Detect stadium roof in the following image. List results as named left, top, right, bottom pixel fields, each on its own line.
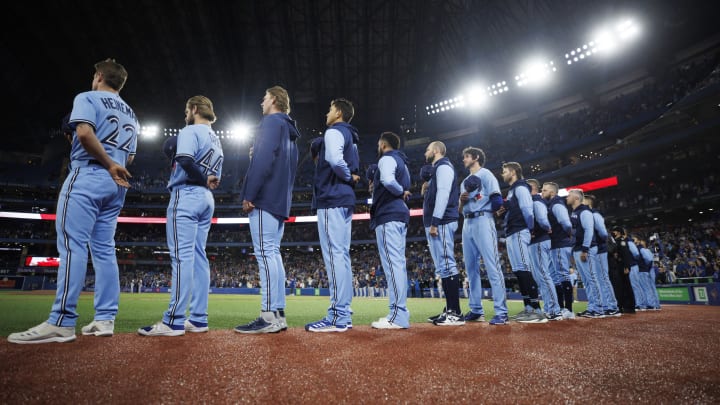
left=4, top=0, right=719, bottom=153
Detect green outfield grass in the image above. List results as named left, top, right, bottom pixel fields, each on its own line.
left=0, top=291, right=588, bottom=336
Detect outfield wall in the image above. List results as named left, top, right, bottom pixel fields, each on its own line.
left=6, top=277, right=719, bottom=306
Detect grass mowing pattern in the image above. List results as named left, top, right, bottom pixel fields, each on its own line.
left=0, top=291, right=588, bottom=336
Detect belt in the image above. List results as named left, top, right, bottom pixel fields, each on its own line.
left=70, top=159, right=103, bottom=169
left=464, top=211, right=486, bottom=219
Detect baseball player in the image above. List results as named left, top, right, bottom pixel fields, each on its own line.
left=9, top=59, right=137, bottom=344
left=526, top=179, right=562, bottom=320
left=139, top=96, right=223, bottom=336
left=609, top=227, right=638, bottom=313
left=305, top=98, right=360, bottom=333
left=235, top=86, right=300, bottom=334
left=369, top=132, right=412, bottom=329
left=421, top=141, right=463, bottom=326
left=636, top=237, right=660, bottom=310
left=499, top=162, right=547, bottom=323
left=458, top=147, right=507, bottom=325
left=567, top=189, right=604, bottom=318
left=541, top=182, right=576, bottom=319
left=583, top=195, right=620, bottom=317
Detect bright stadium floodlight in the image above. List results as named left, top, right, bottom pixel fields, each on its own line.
left=424, top=95, right=466, bottom=115
left=231, top=122, right=252, bottom=141
left=463, top=84, right=489, bottom=109
left=565, top=18, right=640, bottom=66
left=140, top=125, right=159, bottom=139
left=515, top=60, right=556, bottom=87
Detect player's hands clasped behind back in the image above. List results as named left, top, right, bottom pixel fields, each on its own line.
left=109, top=163, right=132, bottom=188
left=207, top=175, right=220, bottom=190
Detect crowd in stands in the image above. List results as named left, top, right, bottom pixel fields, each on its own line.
left=2, top=48, right=720, bottom=298
left=97, top=217, right=720, bottom=295
left=14, top=49, right=712, bottom=198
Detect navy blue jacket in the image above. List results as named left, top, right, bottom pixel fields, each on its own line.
left=503, top=180, right=532, bottom=236
left=241, top=113, right=300, bottom=219
left=313, top=122, right=360, bottom=210
left=570, top=204, right=596, bottom=252
left=548, top=196, right=574, bottom=249
left=530, top=194, right=551, bottom=244
left=370, top=150, right=411, bottom=230
left=422, top=157, right=459, bottom=227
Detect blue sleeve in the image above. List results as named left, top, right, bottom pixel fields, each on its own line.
left=515, top=186, right=534, bottom=230
left=243, top=117, right=281, bottom=201
left=323, top=128, right=351, bottom=182
left=534, top=201, right=551, bottom=231
left=552, top=204, right=573, bottom=234
left=628, top=241, right=640, bottom=258
left=642, top=249, right=654, bottom=264
left=431, top=165, right=454, bottom=225
left=593, top=212, right=608, bottom=239
left=580, top=211, right=594, bottom=250
left=378, top=156, right=403, bottom=196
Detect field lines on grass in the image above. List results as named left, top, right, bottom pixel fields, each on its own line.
left=0, top=291, right=587, bottom=336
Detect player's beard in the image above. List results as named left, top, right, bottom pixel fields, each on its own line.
left=426, top=154, right=433, bottom=163
left=186, top=116, right=195, bottom=125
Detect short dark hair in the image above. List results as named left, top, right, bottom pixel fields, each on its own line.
left=584, top=194, right=596, bottom=207
left=380, top=131, right=400, bottom=150
left=462, top=147, right=486, bottom=167
left=502, top=161, right=523, bottom=179
left=94, top=58, right=128, bottom=91
left=526, top=178, right=540, bottom=191
left=332, top=98, right=355, bottom=123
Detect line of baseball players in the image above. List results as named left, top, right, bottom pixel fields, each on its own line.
left=7, top=61, right=658, bottom=343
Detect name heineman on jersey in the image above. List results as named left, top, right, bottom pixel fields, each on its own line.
left=100, top=97, right=136, bottom=120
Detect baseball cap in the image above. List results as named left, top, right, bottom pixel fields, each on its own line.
left=310, top=137, right=323, bottom=159
left=61, top=113, right=73, bottom=134
left=162, top=136, right=178, bottom=160
left=366, top=164, right=378, bottom=181
left=419, top=164, right=433, bottom=181
left=464, top=175, right=482, bottom=193
left=611, top=226, right=624, bottom=234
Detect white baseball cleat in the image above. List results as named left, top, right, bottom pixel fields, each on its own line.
left=371, top=317, right=406, bottom=329
left=8, top=322, right=76, bottom=344
left=81, top=320, right=114, bottom=337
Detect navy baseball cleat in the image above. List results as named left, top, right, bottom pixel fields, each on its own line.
left=305, top=319, right=349, bottom=333
left=546, top=313, right=564, bottom=321
left=234, top=313, right=282, bottom=334
left=463, top=312, right=486, bottom=322
left=433, top=310, right=466, bottom=326
left=489, top=315, right=509, bottom=325
left=427, top=307, right=447, bottom=323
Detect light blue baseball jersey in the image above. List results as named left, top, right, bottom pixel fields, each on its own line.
left=69, top=90, right=138, bottom=166
left=167, top=124, right=223, bottom=190
left=460, top=167, right=500, bottom=214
